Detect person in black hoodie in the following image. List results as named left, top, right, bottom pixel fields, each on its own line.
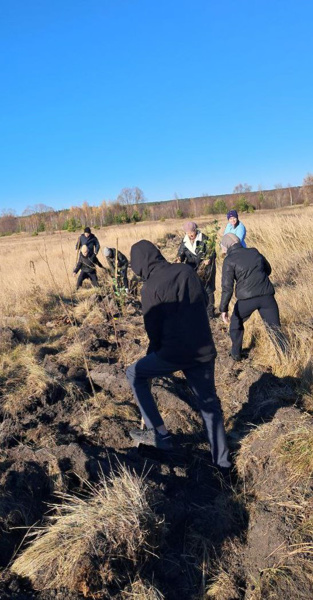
left=126, top=240, right=230, bottom=470
left=76, top=227, right=100, bottom=257
left=73, top=244, right=104, bottom=289
left=220, top=233, right=285, bottom=360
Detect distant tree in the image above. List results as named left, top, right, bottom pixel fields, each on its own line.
left=302, top=173, right=313, bottom=206
left=117, top=187, right=146, bottom=205
left=141, top=206, right=151, bottom=221
left=1, top=208, right=16, bottom=217
left=34, top=203, right=54, bottom=214
left=235, top=196, right=255, bottom=213
left=22, top=204, right=54, bottom=216
left=256, top=185, right=265, bottom=210
left=66, top=217, right=80, bottom=232
left=81, top=201, right=91, bottom=226
left=287, top=183, right=293, bottom=206
left=233, top=183, right=252, bottom=193
left=273, top=183, right=284, bottom=208
left=37, top=221, right=45, bottom=232
left=0, top=209, right=17, bottom=235
left=212, top=198, right=227, bottom=214
left=131, top=210, right=141, bottom=223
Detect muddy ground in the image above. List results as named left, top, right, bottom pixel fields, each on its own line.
left=0, top=258, right=312, bottom=599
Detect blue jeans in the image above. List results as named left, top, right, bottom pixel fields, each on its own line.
left=126, top=354, right=230, bottom=468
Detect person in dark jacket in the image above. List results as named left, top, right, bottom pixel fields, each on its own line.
left=103, top=247, right=129, bottom=291
left=76, top=227, right=100, bottom=257
left=177, top=221, right=216, bottom=318
left=126, top=240, right=230, bottom=470
left=73, top=244, right=104, bottom=289
left=220, top=233, right=285, bottom=360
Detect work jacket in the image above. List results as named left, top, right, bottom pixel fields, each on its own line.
left=105, top=249, right=128, bottom=274
left=178, top=232, right=216, bottom=291
left=178, top=232, right=216, bottom=269
left=74, top=254, right=104, bottom=275
left=220, top=243, right=274, bottom=312
left=76, top=233, right=100, bottom=256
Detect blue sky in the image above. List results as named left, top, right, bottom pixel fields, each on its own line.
left=1, top=0, right=312, bottom=215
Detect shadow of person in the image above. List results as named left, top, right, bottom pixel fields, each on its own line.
left=228, top=371, right=300, bottom=449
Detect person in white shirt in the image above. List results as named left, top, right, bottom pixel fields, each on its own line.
left=177, top=221, right=217, bottom=319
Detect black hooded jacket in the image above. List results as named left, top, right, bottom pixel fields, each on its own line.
left=76, top=233, right=100, bottom=256
left=220, top=243, right=275, bottom=312
left=130, top=240, right=216, bottom=365
left=74, top=253, right=104, bottom=274
left=105, top=249, right=128, bottom=274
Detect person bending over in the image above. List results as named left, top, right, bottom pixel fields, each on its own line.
left=102, top=247, right=129, bottom=291
left=177, top=221, right=217, bottom=319
left=220, top=233, right=286, bottom=360
left=73, top=245, right=104, bottom=289
left=126, top=240, right=231, bottom=472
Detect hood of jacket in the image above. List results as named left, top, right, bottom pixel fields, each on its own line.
left=130, top=240, right=166, bottom=280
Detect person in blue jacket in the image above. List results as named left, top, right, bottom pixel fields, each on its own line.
left=224, top=210, right=246, bottom=247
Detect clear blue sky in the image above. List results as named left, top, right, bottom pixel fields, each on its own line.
left=1, top=0, right=312, bottom=215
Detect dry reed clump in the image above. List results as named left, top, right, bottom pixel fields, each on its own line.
left=58, top=341, right=86, bottom=368
left=73, top=392, right=138, bottom=440
left=122, top=577, right=165, bottom=599
left=206, top=570, right=240, bottom=600
left=1, top=344, right=54, bottom=416
left=73, top=293, right=104, bottom=323
left=234, top=410, right=313, bottom=599
left=11, top=465, right=164, bottom=594
left=276, top=425, right=313, bottom=487
left=205, top=539, right=245, bottom=600
left=236, top=410, right=313, bottom=496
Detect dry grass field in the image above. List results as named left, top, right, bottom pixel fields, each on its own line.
left=1, top=206, right=312, bottom=387
left=0, top=205, right=312, bottom=599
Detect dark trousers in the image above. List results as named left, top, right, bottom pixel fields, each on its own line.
left=77, top=271, right=99, bottom=289
left=126, top=354, right=230, bottom=468
left=203, top=260, right=216, bottom=318
left=206, top=291, right=215, bottom=318
left=230, top=295, right=285, bottom=355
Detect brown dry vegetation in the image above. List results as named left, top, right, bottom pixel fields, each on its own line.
left=11, top=465, right=164, bottom=594
left=0, top=205, right=312, bottom=599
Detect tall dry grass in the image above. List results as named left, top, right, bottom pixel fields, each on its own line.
left=1, top=206, right=312, bottom=391
left=11, top=465, right=164, bottom=593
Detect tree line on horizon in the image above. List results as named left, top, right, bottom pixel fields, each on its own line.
left=1, top=176, right=312, bottom=237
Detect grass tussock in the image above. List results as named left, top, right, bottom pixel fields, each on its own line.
left=59, top=341, right=86, bottom=368
left=276, top=426, right=313, bottom=486
left=236, top=412, right=313, bottom=494
left=11, top=465, right=164, bottom=593
left=205, top=539, right=245, bottom=600
left=206, top=569, right=240, bottom=600
left=122, top=577, right=165, bottom=599
left=73, top=393, right=138, bottom=442
left=251, top=561, right=313, bottom=600
left=1, top=344, right=54, bottom=415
